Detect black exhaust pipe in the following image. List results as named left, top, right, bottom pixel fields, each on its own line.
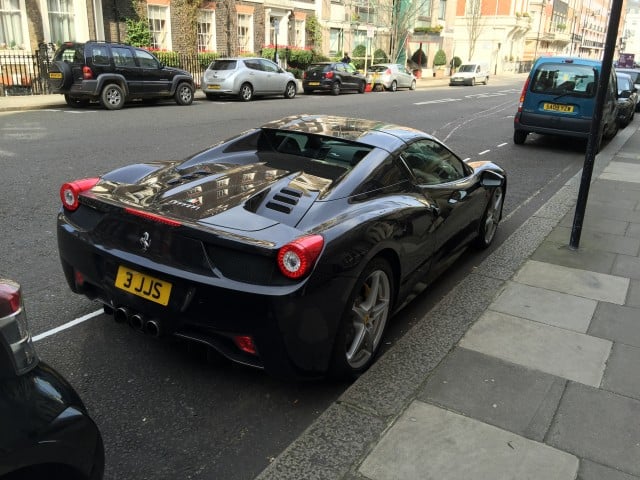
left=144, top=319, right=162, bottom=337
left=114, top=307, right=131, bottom=324
left=129, top=313, right=145, bottom=331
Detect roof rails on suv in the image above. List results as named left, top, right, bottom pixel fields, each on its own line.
left=48, top=41, right=195, bottom=110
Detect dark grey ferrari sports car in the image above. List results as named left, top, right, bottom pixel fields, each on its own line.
left=57, top=115, right=506, bottom=379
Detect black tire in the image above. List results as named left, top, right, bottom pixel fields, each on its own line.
left=238, top=83, right=253, bottom=101
left=409, top=80, right=416, bottom=90
left=205, top=92, right=218, bottom=100
left=101, top=83, right=124, bottom=110
left=475, top=186, right=504, bottom=249
left=484, top=76, right=489, bottom=85
left=174, top=82, right=194, bottom=105
left=358, top=81, right=366, bottom=93
left=329, top=258, right=394, bottom=379
left=303, top=88, right=313, bottom=95
left=470, top=78, right=476, bottom=86
left=64, top=94, right=89, bottom=108
left=604, top=121, right=618, bottom=140
left=389, top=80, right=397, bottom=92
left=373, top=83, right=384, bottom=92
left=331, top=82, right=341, bottom=96
left=49, top=61, right=72, bottom=90
left=284, top=81, right=297, bottom=99
left=513, top=130, right=527, bottom=145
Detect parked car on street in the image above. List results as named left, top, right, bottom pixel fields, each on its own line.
left=47, top=41, right=195, bottom=110
left=201, top=58, right=297, bottom=102
left=615, top=67, right=640, bottom=111
left=366, top=64, right=417, bottom=92
left=615, top=72, right=637, bottom=128
left=56, top=115, right=506, bottom=380
left=449, top=62, right=490, bottom=86
left=0, top=278, right=104, bottom=479
left=514, top=56, right=619, bottom=147
left=302, top=62, right=367, bottom=95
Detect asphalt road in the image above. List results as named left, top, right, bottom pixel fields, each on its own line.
left=0, top=76, right=594, bottom=479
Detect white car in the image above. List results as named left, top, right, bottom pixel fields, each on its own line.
left=201, top=57, right=297, bottom=101
left=449, top=63, right=490, bottom=86
left=367, top=63, right=417, bottom=92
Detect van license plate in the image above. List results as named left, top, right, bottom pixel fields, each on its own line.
left=49, top=72, right=62, bottom=79
left=543, top=103, right=574, bottom=113
left=308, top=82, right=320, bottom=86
left=115, top=266, right=172, bottom=306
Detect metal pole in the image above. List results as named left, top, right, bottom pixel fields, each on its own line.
left=569, top=0, right=623, bottom=249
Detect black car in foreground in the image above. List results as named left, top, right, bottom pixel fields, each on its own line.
left=0, top=279, right=104, bottom=479
left=302, top=62, right=367, bottom=95
left=57, top=115, right=506, bottom=379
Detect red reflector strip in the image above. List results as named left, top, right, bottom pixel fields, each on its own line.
left=124, top=208, right=182, bottom=227
left=0, top=280, right=21, bottom=317
left=233, top=335, right=258, bottom=355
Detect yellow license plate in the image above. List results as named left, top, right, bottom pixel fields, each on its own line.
left=49, top=72, right=62, bottom=79
left=207, top=84, right=221, bottom=90
left=115, top=266, right=172, bottom=306
left=308, top=82, right=320, bottom=86
left=543, top=103, right=574, bottom=113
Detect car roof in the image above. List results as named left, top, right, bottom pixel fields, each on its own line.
left=535, top=56, right=602, bottom=67
left=260, top=114, right=430, bottom=151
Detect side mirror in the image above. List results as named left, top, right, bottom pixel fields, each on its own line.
left=480, top=170, right=504, bottom=188
left=620, top=90, right=632, bottom=99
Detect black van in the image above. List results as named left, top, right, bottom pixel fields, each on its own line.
left=514, top=57, right=619, bottom=146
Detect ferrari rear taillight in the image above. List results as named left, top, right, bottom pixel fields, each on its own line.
left=277, top=235, right=324, bottom=279
left=324, top=71, right=334, bottom=79
left=82, top=65, right=94, bottom=80
left=60, top=177, right=100, bottom=211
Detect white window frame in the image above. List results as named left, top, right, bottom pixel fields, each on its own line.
left=148, top=4, right=171, bottom=51
left=197, top=9, right=216, bottom=52
left=0, top=0, right=27, bottom=49
left=47, top=0, right=75, bottom=44
left=295, top=19, right=305, bottom=48
left=237, top=13, right=253, bottom=53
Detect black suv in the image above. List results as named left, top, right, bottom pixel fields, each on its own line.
left=302, top=62, right=367, bottom=95
left=48, top=41, right=195, bottom=110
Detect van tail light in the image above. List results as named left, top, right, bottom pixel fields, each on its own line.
left=82, top=65, right=94, bottom=80
left=518, top=76, right=531, bottom=112
left=60, top=177, right=100, bottom=211
left=0, top=279, right=39, bottom=377
left=277, top=235, right=324, bottom=279
left=324, top=71, right=334, bottom=79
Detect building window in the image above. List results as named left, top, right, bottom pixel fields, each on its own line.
left=148, top=5, right=169, bottom=50
left=295, top=19, right=305, bottom=47
left=237, top=13, right=253, bottom=53
left=0, top=0, right=23, bottom=49
left=198, top=10, right=216, bottom=52
left=438, top=0, right=446, bottom=20
left=417, top=0, right=432, bottom=20
left=47, top=0, right=74, bottom=44
left=329, top=28, right=343, bottom=56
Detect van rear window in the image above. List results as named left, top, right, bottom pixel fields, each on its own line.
left=530, top=63, right=597, bottom=97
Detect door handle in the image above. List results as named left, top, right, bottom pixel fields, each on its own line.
left=448, top=190, right=467, bottom=204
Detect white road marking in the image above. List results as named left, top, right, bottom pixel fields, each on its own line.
left=414, top=98, right=462, bottom=105
left=478, top=150, right=491, bottom=155
left=497, top=142, right=508, bottom=147
left=32, top=309, right=103, bottom=342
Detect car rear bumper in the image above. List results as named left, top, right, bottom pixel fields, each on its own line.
left=57, top=214, right=353, bottom=379
left=514, top=111, right=592, bottom=138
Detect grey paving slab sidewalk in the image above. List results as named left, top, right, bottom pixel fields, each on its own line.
left=257, top=125, right=640, bottom=480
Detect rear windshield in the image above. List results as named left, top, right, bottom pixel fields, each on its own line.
left=208, top=60, right=237, bottom=70
left=369, top=65, right=388, bottom=72
left=530, top=63, right=598, bottom=97
left=53, top=44, right=84, bottom=63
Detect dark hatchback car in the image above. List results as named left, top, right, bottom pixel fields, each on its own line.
left=56, top=115, right=505, bottom=380
left=48, top=41, right=195, bottom=110
left=0, top=279, right=104, bottom=479
left=615, top=72, right=638, bottom=128
left=616, top=68, right=640, bottom=111
left=302, top=62, right=367, bottom=95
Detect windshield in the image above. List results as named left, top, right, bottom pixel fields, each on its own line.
left=458, top=65, right=476, bottom=72
left=530, top=63, right=597, bottom=97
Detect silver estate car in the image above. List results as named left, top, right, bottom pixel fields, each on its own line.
left=367, top=64, right=417, bottom=92
left=201, top=58, right=297, bottom=102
